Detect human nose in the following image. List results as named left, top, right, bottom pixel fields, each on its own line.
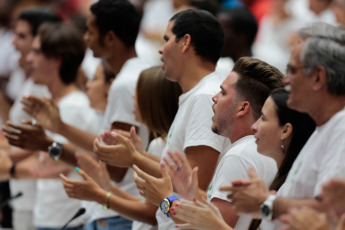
left=212, top=94, right=218, bottom=104
left=283, top=75, right=290, bottom=86
left=251, top=119, right=259, bottom=133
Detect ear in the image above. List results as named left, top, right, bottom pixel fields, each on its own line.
left=104, top=31, right=117, bottom=47
left=280, top=123, right=293, bottom=141
left=236, top=101, right=250, bottom=118
left=181, top=34, right=192, bottom=53
left=312, top=66, right=327, bottom=92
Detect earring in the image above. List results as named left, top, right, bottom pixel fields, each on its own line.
left=281, top=144, right=285, bottom=153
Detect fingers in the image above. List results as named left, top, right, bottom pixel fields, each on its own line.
left=129, top=126, right=137, bottom=138
left=175, top=223, right=194, bottom=229
left=133, top=164, right=151, bottom=182
left=160, top=162, right=170, bottom=180
left=133, top=171, right=146, bottom=197
left=248, top=167, right=259, bottom=180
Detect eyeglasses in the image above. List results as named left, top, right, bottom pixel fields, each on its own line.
left=286, top=64, right=307, bottom=76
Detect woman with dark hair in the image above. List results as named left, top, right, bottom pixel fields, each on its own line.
left=168, top=88, right=316, bottom=230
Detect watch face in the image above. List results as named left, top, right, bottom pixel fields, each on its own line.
left=51, top=148, right=60, bottom=156
left=261, top=205, right=270, bottom=216
left=160, top=199, right=170, bottom=213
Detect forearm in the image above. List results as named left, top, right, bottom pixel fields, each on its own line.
left=95, top=188, right=157, bottom=225
left=110, top=184, right=139, bottom=201
left=8, top=149, right=33, bottom=162
left=134, top=153, right=161, bottom=178
left=273, top=197, right=322, bottom=219
left=143, top=151, right=161, bottom=163
left=0, top=92, right=11, bottom=122
left=59, top=122, right=96, bottom=152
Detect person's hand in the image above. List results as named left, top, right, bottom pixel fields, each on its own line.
left=336, top=213, right=345, bottom=230
left=93, top=133, right=139, bottom=168
left=101, top=126, right=143, bottom=153
left=0, top=150, right=12, bottom=180
left=60, top=167, right=105, bottom=202
left=133, top=163, right=173, bottom=206
left=280, top=207, right=333, bottom=230
left=219, top=167, right=270, bottom=215
left=172, top=198, right=231, bottom=230
left=21, top=95, right=63, bottom=133
left=2, top=120, right=53, bottom=151
left=75, top=152, right=111, bottom=191
left=163, top=151, right=199, bottom=200
left=321, top=178, right=345, bottom=217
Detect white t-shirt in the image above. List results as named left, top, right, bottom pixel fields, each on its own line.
left=156, top=72, right=231, bottom=230
left=207, top=135, right=277, bottom=230
left=94, top=57, right=149, bottom=221
left=132, top=137, right=165, bottom=230
left=9, top=78, right=51, bottom=212
left=262, top=107, right=345, bottom=230
left=34, top=91, right=98, bottom=228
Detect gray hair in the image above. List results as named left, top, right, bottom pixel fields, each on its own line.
left=299, top=22, right=345, bottom=95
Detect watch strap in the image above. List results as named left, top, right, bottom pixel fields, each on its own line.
left=165, top=195, right=179, bottom=217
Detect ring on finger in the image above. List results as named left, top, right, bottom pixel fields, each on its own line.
left=176, top=164, right=183, bottom=172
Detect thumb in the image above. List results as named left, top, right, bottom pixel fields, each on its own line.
left=130, top=126, right=137, bottom=139
left=20, top=119, right=34, bottom=125
left=248, top=167, right=259, bottom=180
left=160, top=162, right=170, bottom=179
left=75, top=167, right=91, bottom=181
left=191, top=167, right=199, bottom=188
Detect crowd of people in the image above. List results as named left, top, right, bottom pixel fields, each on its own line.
left=0, top=0, right=344, bottom=230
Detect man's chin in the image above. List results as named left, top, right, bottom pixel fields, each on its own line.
left=211, top=126, right=219, bottom=135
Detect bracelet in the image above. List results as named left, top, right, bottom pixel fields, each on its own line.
left=103, top=192, right=112, bottom=210
left=10, top=163, right=16, bottom=178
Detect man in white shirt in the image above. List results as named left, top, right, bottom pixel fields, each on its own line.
left=224, top=22, right=345, bottom=230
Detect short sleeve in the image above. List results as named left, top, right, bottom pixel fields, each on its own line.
left=183, top=93, right=226, bottom=152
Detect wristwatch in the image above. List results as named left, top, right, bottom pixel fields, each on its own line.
left=48, top=142, right=63, bottom=160
left=260, top=194, right=277, bottom=220
left=160, top=195, right=179, bottom=217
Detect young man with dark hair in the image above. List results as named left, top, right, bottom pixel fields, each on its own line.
left=207, top=57, right=283, bottom=229
left=3, top=22, right=98, bottom=230
left=2, top=8, right=61, bottom=230
left=3, top=1, right=149, bottom=228
left=94, top=9, right=230, bottom=230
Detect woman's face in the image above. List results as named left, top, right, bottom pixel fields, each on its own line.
left=133, top=93, right=142, bottom=123
left=251, top=97, right=283, bottom=158
left=86, top=64, right=110, bottom=111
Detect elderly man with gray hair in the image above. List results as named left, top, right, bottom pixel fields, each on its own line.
left=221, top=22, right=345, bottom=230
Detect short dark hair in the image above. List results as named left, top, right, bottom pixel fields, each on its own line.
left=219, top=7, right=257, bottom=47
left=188, top=0, right=221, bottom=16
left=233, top=57, right=284, bottom=120
left=170, top=9, right=224, bottom=64
left=18, top=7, right=61, bottom=36
left=90, top=0, right=141, bottom=47
left=38, top=23, right=85, bottom=84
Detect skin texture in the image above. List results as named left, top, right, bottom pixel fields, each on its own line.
left=133, top=163, right=173, bottom=206
left=279, top=207, right=333, bottom=230
left=321, top=178, right=345, bottom=217
left=173, top=199, right=231, bottom=230
left=0, top=150, right=12, bottom=180
left=163, top=151, right=200, bottom=201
